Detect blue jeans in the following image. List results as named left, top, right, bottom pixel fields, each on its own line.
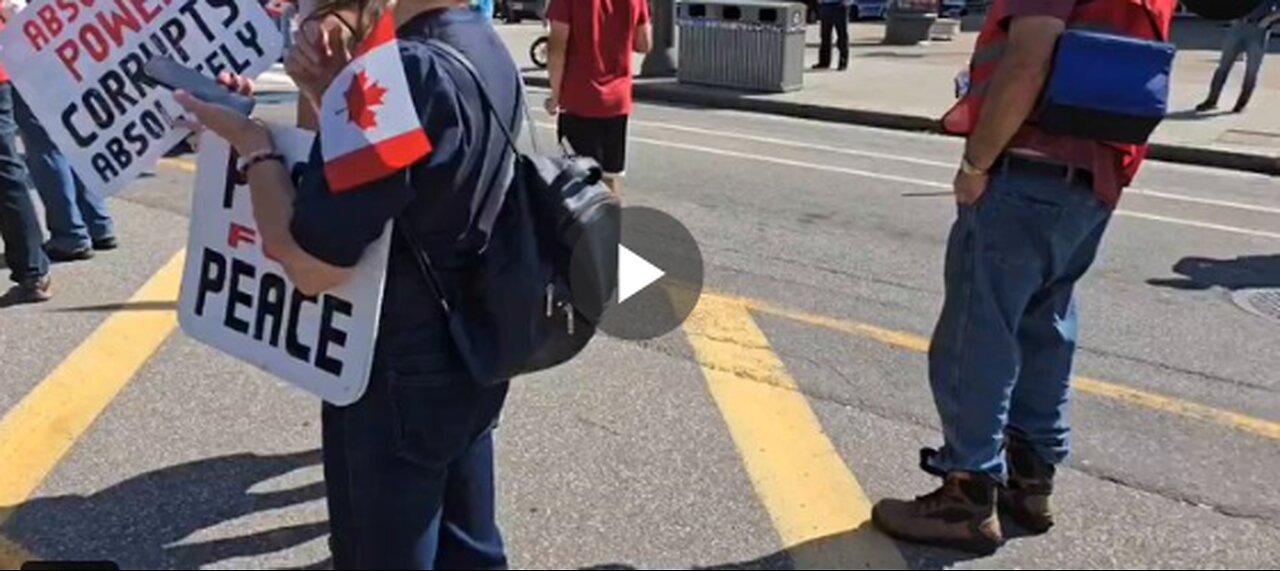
left=13, top=94, right=115, bottom=252
left=927, top=166, right=1112, bottom=480
left=0, top=83, right=48, bottom=284
left=323, top=353, right=510, bottom=570
left=1206, top=22, right=1271, bottom=108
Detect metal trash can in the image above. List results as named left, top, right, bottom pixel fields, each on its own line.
left=677, top=0, right=806, bottom=93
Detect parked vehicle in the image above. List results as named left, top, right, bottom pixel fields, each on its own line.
left=851, top=0, right=888, bottom=20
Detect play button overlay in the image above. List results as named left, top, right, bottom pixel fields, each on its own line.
left=618, top=245, right=665, bottom=303
left=574, top=206, right=704, bottom=341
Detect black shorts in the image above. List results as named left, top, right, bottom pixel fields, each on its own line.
left=557, top=113, right=629, bottom=176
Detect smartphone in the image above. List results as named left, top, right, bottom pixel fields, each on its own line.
left=144, top=56, right=256, bottom=116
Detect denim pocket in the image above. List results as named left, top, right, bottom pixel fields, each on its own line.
left=386, top=373, right=477, bottom=470
left=976, top=181, right=1060, bottom=268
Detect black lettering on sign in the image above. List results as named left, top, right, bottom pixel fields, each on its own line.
left=120, top=52, right=158, bottom=100
left=217, top=42, right=251, bottom=75
left=196, top=248, right=227, bottom=317
left=178, top=0, right=217, bottom=42
left=91, top=153, right=119, bottom=182
left=101, top=70, right=139, bottom=116
left=106, top=137, right=132, bottom=170
left=286, top=290, right=317, bottom=363
left=83, top=89, right=115, bottom=130
left=208, top=0, right=243, bottom=28
left=224, top=258, right=255, bottom=335
left=158, top=16, right=191, bottom=62
left=203, top=49, right=227, bottom=79
left=255, top=272, right=288, bottom=346
left=62, top=102, right=97, bottom=146
left=235, top=20, right=265, bottom=59
left=316, top=296, right=352, bottom=376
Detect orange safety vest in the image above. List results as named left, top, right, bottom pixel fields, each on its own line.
left=942, top=0, right=1177, bottom=182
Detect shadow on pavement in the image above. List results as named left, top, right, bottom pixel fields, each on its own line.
left=3, top=450, right=328, bottom=570
left=581, top=522, right=978, bottom=570
left=53, top=301, right=179, bottom=313
left=1165, top=108, right=1235, bottom=122
left=1147, top=254, right=1280, bottom=291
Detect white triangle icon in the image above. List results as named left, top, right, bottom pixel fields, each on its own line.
left=618, top=245, right=666, bottom=304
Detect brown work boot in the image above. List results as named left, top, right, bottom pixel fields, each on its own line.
left=872, top=472, right=1004, bottom=555
left=2, top=275, right=52, bottom=305
left=1001, top=436, right=1057, bottom=534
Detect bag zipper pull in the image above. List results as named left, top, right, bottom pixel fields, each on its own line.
left=564, top=304, right=575, bottom=335
left=546, top=283, right=555, bottom=317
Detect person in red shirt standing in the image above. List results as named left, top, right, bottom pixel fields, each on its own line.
left=0, top=5, right=52, bottom=304
left=544, top=0, right=652, bottom=195
left=872, top=0, right=1175, bottom=555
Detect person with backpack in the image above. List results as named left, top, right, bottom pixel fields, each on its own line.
left=872, top=0, right=1177, bottom=555
left=177, top=0, right=525, bottom=567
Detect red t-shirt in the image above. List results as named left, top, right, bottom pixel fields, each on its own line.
left=548, top=0, right=649, bottom=118
left=0, top=20, right=9, bottom=83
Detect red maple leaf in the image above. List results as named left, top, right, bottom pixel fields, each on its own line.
left=344, top=70, right=388, bottom=131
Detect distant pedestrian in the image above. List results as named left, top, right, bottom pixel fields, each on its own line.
left=1196, top=0, right=1280, bottom=113
left=545, top=0, right=652, bottom=195
left=814, top=0, right=850, bottom=71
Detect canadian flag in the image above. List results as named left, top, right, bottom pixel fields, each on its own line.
left=321, top=12, right=432, bottom=193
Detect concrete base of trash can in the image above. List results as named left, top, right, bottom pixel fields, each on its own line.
left=931, top=18, right=960, bottom=41
left=884, top=12, right=939, bottom=45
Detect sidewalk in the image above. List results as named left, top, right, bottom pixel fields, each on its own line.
left=502, top=18, right=1280, bottom=174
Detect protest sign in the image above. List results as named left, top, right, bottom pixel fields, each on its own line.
left=0, top=0, right=284, bottom=197
left=178, top=126, right=391, bottom=406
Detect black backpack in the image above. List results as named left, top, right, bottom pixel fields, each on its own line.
left=394, top=39, right=621, bottom=387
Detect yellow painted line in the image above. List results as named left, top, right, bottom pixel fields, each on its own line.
left=0, top=251, right=186, bottom=556
left=730, top=294, right=1280, bottom=442
left=683, top=294, right=906, bottom=569
left=158, top=157, right=197, bottom=173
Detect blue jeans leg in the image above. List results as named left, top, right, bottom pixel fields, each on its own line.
left=1207, top=24, right=1248, bottom=105
left=323, top=357, right=509, bottom=570
left=14, top=94, right=114, bottom=251
left=0, top=83, right=48, bottom=284
left=927, top=169, right=1111, bottom=480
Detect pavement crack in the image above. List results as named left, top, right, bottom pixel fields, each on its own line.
left=1079, top=467, right=1280, bottom=530
left=574, top=415, right=624, bottom=438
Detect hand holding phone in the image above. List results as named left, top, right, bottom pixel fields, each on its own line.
left=144, top=56, right=256, bottom=116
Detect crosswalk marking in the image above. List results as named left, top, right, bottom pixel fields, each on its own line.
left=0, top=252, right=187, bottom=567
left=683, top=294, right=906, bottom=569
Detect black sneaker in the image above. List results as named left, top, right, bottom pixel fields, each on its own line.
left=1195, top=101, right=1218, bottom=113
left=2, top=275, right=52, bottom=304
left=92, top=236, right=119, bottom=251
left=811, top=62, right=831, bottom=71
left=46, top=244, right=95, bottom=262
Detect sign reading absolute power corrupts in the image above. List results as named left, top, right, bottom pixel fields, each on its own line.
left=0, top=0, right=283, bottom=197
left=178, top=126, right=391, bottom=406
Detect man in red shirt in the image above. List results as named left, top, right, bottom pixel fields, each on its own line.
left=872, top=0, right=1175, bottom=555
left=545, top=0, right=652, bottom=194
left=0, top=9, right=52, bottom=304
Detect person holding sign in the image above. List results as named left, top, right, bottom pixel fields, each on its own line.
left=0, top=0, right=52, bottom=304
left=178, top=0, right=522, bottom=568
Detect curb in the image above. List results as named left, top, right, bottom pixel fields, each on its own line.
left=524, top=74, right=1280, bottom=176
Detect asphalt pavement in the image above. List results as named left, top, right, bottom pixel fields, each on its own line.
left=0, top=90, right=1278, bottom=570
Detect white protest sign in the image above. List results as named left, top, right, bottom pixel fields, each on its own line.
left=0, top=0, right=284, bottom=197
left=178, top=126, right=391, bottom=406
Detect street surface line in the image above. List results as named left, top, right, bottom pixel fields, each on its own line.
left=631, top=119, right=1280, bottom=216
left=0, top=252, right=186, bottom=535
left=683, top=295, right=907, bottom=569
left=158, top=157, right=197, bottom=173
left=731, top=295, right=1280, bottom=442
left=617, top=133, right=1280, bottom=241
